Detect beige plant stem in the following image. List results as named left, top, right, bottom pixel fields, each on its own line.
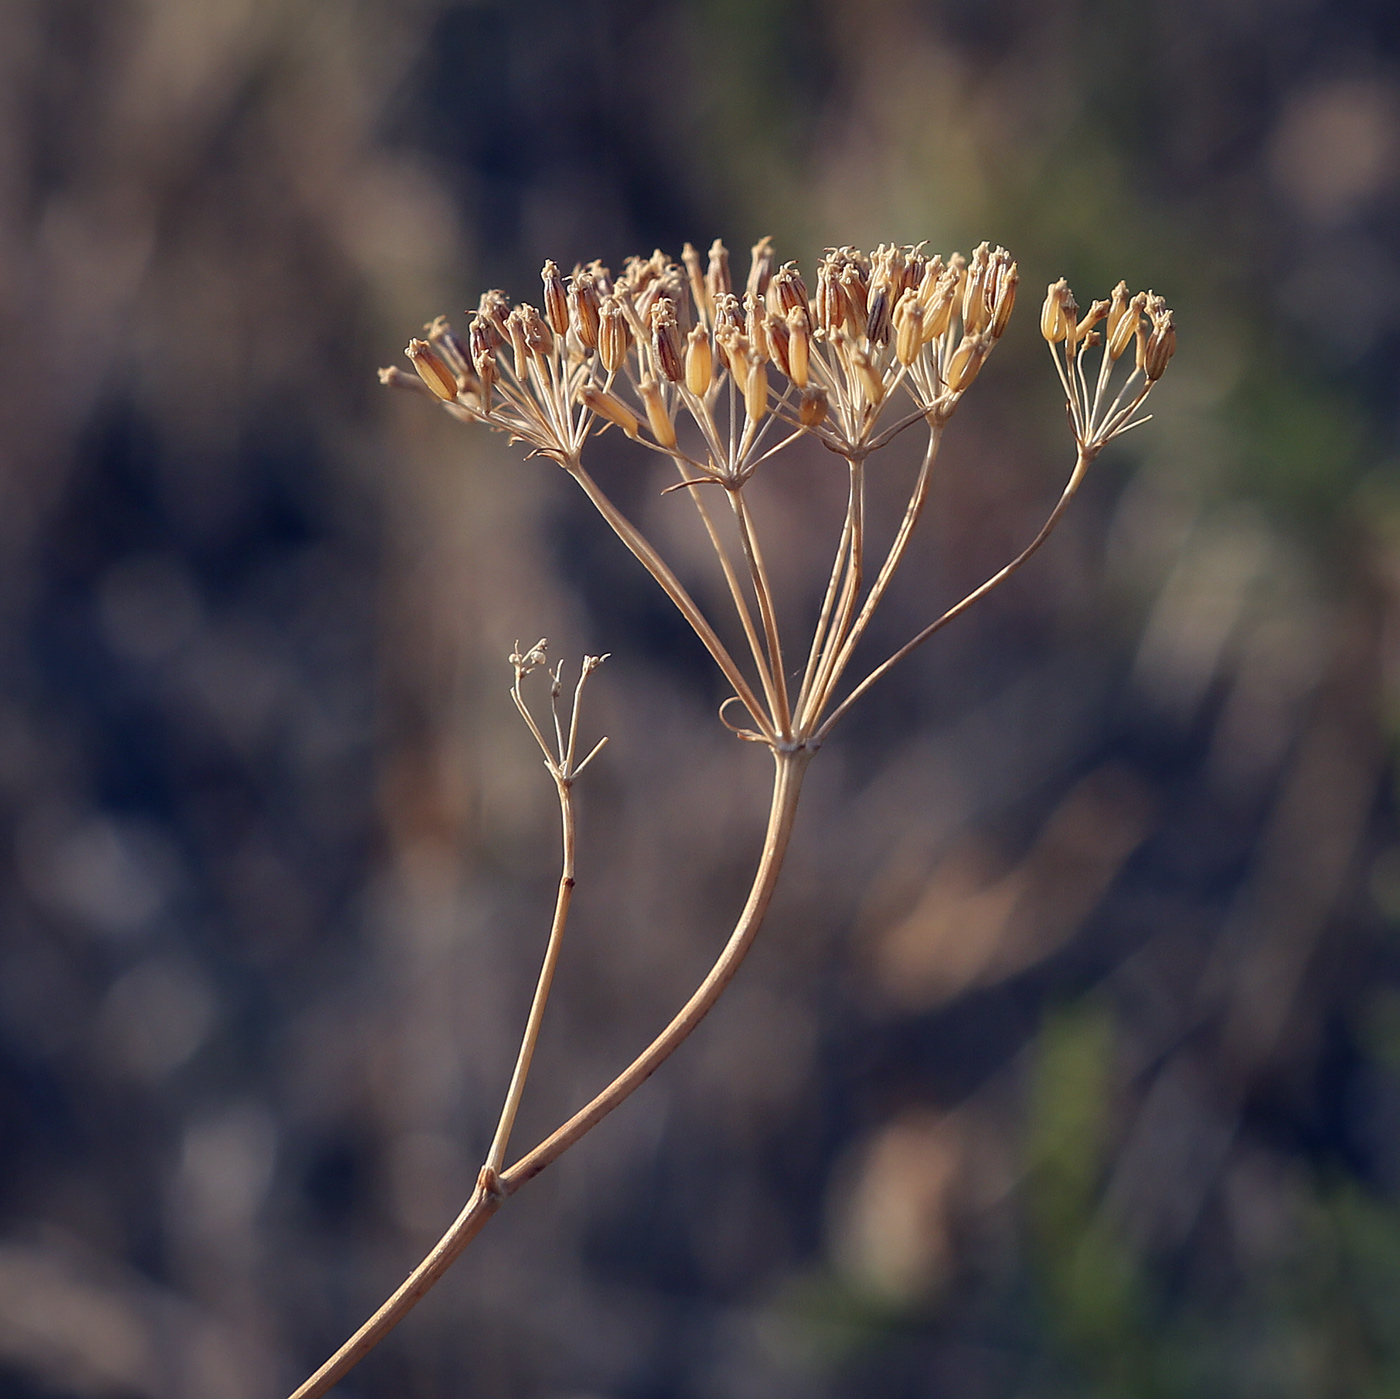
left=729, top=487, right=792, bottom=738
left=565, top=461, right=775, bottom=741
left=793, top=462, right=860, bottom=722
left=504, top=744, right=809, bottom=1186
left=813, top=448, right=1092, bottom=744
left=804, top=426, right=942, bottom=726
left=287, top=747, right=809, bottom=1399
left=670, top=463, right=782, bottom=724
left=484, top=774, right=576, bottom=1178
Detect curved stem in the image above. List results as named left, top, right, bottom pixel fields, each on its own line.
left=567, top=462, right=774, bottom=741
left=503, top=745, right=809, bottom=1189
left=286, top=748, right=808, bottom=1399
left=815, top=449, right=1091, bottom=744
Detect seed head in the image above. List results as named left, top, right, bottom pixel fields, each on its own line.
left=682, top=242, right=708, bottom=322
left=505, top=307, right=530, bottom=377
left=520, top=303, right=554, bottom=360
left=650, top=298, right=684, bottom=382
left=578, top=385, right=640, bottom=439
left=712, top=293, right=743, bottom=371
left=568, top=272, right=602, bottom=350
left=744, top=291, right=770, bottom=364
left=638, top=376, right=677, bottom=448
left=1144, top=310, right=1176, bottom=380
left=405, top=338, right=458, bottom=401
left=865, top=286, right=892, bottom=346
left=1040, top=279, right=1071, bottom=343
left=685, top=325, right=712, bottom=395
left=766, top=312, right=792, bottom=379
left=990, top=261, right=1018, bottom=337
left=744, top=358, right=769, bottom=423
left=923, top=269, right=959, bottom=341
left=1107, top=290, right=1144, bottom=360
left=541, top=260, right=569, bottom=336
left=785, top=308, right=810, bottom=388
left=706, top=239, right=732, bottom=306
left=839, top=262, right=870, bottom=324
left=598, top=295, right=631, bottom=374
left=962, top=244, right=992, bottom=335
left=945, top=335, right=986, bottom=393
left=767, top=262, right=810, bottom=330
left=893, top=289, right=923, bottom=366
left=746, top=236, right=775, bottom=301
left=477, top=289, right=511, bottom=344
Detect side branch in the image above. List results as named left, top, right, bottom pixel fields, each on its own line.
left=814, top=449, right=1092, bottom=743
left=502, top=745, right=809, bottom=1188
left=287, top=746, right=809, bottom=1399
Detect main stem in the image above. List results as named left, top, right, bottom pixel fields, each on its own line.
left=287, top=747, right=809, bottom=1399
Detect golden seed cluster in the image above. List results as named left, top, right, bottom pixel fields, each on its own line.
left=387, top=237, right=1029, bottom=477
left=1040, top=277, right=1176, bottom=455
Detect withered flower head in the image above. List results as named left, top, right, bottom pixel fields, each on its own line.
left=404, top=338, right=458, bottom=401
left=1040, top=279, right=1071, bottom=344
left=568, top=272, right=602, bottom=350
left=685, top=324, right=712, bottom=396
left=541, top=260, right=569, bottom=336
left=598, top=295, right=631, bottom=375
left=746, top=236, right=775, bottom=301
left=767, top=262, right=810, bottom=329
left=650, top=298, right=684, bottom=383
left=478, top=289, right=511, bottom=344
left=1144, top=310, right=1176, bottom=381
left=706, top=239, right=732, bottom=305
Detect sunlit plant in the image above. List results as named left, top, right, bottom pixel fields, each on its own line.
left=292, top=236, right=1175, bottom=1397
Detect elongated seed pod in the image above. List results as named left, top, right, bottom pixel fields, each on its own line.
left=786, top=308, right=810, bottom=387
left=638, top=377, right=676, bottom=448
left=685, top=325, right=712, bottom=395
left=579, top=385, right=640, bottom=438
left=405, top=339, right=458, bottom=401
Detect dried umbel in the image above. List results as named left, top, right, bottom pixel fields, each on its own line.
left=1041, top=276, right=1175, bottom=456
left=302, top=239, right=1175, bottom=1399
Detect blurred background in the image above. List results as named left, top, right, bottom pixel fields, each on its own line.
left=1, top=0, right=1399, bottom=1395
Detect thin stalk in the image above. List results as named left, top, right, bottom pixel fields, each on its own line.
left=800, top=457, right=866, bottom=730
left=730, top=488, right=791, bottom=738
left=567, top=462, right=774, bottom=741
left=483, top=774, right=575, bottom=1178
left=807, top=426, right=941, bottom=723
left=814, top=449, right=1091, bottom=744
left=286, top=747, right=810, bottom=1399
left=793, top=463, right=859, bottom=722
left=504, top=745, right=809, bottom=1187
left=672, top=460, right=780, bottom=721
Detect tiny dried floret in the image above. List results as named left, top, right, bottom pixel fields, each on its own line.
left=405, top=338, right=458, bottom=401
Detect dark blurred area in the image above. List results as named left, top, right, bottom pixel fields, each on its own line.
left=2, top=1, right=1400, bottom=1395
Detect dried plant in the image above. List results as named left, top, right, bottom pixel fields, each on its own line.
left=292, top=239, right=1175, bottom=1397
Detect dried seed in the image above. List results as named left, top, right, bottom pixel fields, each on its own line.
left=405, top=338, right=459, bottom=401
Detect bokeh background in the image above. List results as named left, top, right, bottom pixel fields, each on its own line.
left=2, top=1, right=1399, bottom=1395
